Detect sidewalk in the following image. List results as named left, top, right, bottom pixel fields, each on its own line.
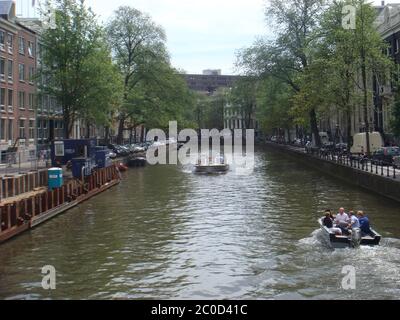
left=266, top=141, right=400, bottom=181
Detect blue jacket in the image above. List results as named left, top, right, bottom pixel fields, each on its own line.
left=359, top=217, right=371, bottom=234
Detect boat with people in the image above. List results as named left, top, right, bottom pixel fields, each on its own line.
left=318, top=209, right=381, bottom=248
left=194, top=155, right=229, bottom=174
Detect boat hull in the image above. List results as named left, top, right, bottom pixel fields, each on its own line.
left=194, top=164, right=229, bottom=174
left=318, top=218, right=381, bottom=248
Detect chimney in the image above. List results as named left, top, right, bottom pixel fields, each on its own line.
left=382, top=1, right=385, bottom=6
left=9, top=1, right=17, bottom=20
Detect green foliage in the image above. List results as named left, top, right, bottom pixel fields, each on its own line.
left=256, top=77, right=295, bottom=134
left=237, top=0, right=326, bottom=144
left=190, top=89, right=227, bottom=130
left=39, top=0, right=121, bottom=138
left=237, top=0, right=393, bottom=146
left=230, top=78, right=258, bottom=129
left=391, top=92, right=400, bottom=138
left=106, top=6, right=195, bottom=142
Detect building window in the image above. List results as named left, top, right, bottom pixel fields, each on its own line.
left=0, top=118, right=5, bottom=140
left=28, top=93, right=35, bottom=110
left=19, top=119, right=25, bottom=138
left=7, top=60, right=13, bottom=82
left=8, top=89, right=13, bottom=109
left=7, top=34, right=13, bottom=53
left=0, top=30, right=5, bottom=50
left=18, top=91, right=25, bottom=109
left=29, top=120, right=35, bottom=139
left=28, top=41, right=35, bottom=57
left=44, top=95, right=49, bottom=112
left=8, top=119, right=13, bottom=141
left=37, top=119, right=42, bottom=139
left=0, top=58, right=4, bottom=81
left=18, top=63, right=25, bottom=81
left=43, top=120, right=48, bottom=139
left=0, top=88, right=5, bottom=110
left=18, top=37, right=25, bottom=55
left=29, top=66, right=35, bottom=83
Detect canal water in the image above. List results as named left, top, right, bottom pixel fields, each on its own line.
left=0, top=146, right=399, bottom=300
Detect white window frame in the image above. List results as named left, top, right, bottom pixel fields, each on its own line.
left=55, top=141, right=65, bottom=157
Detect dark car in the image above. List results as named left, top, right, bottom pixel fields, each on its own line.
left=371, top=147, right=400, bottom=165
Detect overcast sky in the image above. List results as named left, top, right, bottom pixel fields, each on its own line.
left=15, top=0, right=400, bottom=75
left=85, top=0, right=268, bottom=75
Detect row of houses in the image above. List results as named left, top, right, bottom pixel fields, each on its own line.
left=0, top=1, right=111, bottom=162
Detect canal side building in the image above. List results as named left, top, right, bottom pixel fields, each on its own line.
left=374, top=2, right=400, bottom=143
left=182, top=69, right=240, bottom=95
left=0, top=1, right=37, bottom=160
left=314, top=2, right=400, bottom=145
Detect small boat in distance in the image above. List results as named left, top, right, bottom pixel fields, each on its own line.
left=318, top=218, right=381, bottom=248
left=194, top=155, right=229, bottom=174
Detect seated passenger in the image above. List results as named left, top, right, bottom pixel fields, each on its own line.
left=326, top=209, right=335, bottom=220
left=348, top=211, right=360, bottom=230
left=323, top=211, right=333, bottom=228
left=335, top=207, right=349, bottom=227
left=323, top=210, right=342, bottom=235
left=357, top=211, right=372, bottom=236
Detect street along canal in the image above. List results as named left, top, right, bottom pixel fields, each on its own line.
left=0, top=146, right=399, bottom=299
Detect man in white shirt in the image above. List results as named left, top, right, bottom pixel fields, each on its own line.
left=335, top=207, right=349, bottom=229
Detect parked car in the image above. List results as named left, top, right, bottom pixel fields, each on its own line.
left=371, top=147, right=400, bottom=165
left=108, top=151, right=117, bottom=159
left=350, top=132, right=384, bottom=154
left=334, top=143, right=348, bottom=153
left=292, top=138, right=303, bottom=147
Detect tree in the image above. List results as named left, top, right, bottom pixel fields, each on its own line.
left=39, top=0, right=120, bottom=139
left=78, top=42, right=123, bottom=139
left=391, top=91, right=400, bottom=138
left=256, top=76, right=295, bottom=139
left=237, top=0, right=326, bottom=146
left=318, top=0, right=392, bottom=153
left=230, top=78, right=258, bottom=129
left=354, top=0, right=392, bottom=154
left=106, top=6, right=169, bottom=143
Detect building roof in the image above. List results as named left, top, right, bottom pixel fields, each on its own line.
left=0, top=1, right=13, bottom=15
left=182, top=73, right=241, bottom=94
left=376, top=3, right=400, bottom=37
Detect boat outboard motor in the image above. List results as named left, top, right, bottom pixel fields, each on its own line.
left=351, top=228, right=362, bottom=248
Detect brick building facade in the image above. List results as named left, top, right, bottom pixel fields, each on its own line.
left=0, top=1, right=36, bottom=158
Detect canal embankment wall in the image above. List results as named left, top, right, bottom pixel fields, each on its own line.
left=264, top=142, right=400, bottom=203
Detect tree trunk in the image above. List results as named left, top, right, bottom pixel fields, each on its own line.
left=117, top=116, right=125, bottom=145
left=141, top=125, right=145, bottom=142
left=86, top=121, right=91, bottom=139
left=361, top=51, right=370, bottom=155
left=309, top=108, right=321, bottom=147
left=346, top=109, right=352, bottom=146
left=105, top=126, right=110, bottom=144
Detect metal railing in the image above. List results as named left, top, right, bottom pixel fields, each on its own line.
left=0, top=150, right=51, bottom=175
left=306, top=148, right=398, bottom=180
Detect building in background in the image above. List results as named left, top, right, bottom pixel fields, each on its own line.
left=182, top=69, right=240, bottom=95
left=374, top=2, right=400, bottom=143
left=0, top=0, right=37, bottom=161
